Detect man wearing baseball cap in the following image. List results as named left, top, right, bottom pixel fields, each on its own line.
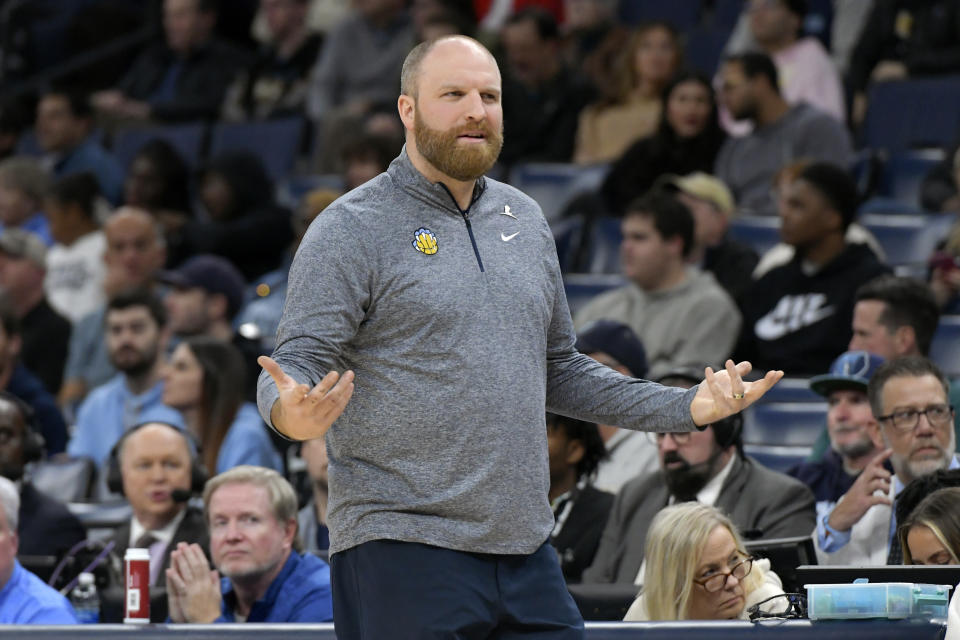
left=575, top=320, right=655, bottom=493
left=659, top=172, right=757, bottom=305
left=788, top=350, right=886, bottom=507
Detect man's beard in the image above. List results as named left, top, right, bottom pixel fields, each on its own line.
left=833, top=431, right=878, bottom=459
left=662, top=450, right=723, bottom=502
left=110, top=345, right=156, bottom=377
left=893, top=429, right=956, bottom=483
left=414, top=106, right=503, bottom=182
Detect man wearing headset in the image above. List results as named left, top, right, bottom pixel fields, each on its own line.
left=106, top=422, right=209, bottom=587
left=0, top=391, right=84, bottom=558
left=582, top=368, right=816, bottom=585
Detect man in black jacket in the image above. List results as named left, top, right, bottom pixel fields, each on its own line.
left=546, top=413, right=612, bottom=583
left=0, top=392, right=85, bottom=558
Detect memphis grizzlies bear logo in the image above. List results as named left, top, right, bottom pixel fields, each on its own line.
left=413, top=227, right=438, bottom=255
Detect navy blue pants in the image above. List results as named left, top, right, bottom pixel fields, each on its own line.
left=330, top=539, right=585, bottom=640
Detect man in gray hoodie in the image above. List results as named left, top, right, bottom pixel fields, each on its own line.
left=258, top=35, right=783, bottom=640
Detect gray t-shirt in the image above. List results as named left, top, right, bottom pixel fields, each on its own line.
left=714, top=102, right=853, bottom=216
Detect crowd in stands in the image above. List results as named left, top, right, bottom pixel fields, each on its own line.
left=1, top=0, right=960, bottom=630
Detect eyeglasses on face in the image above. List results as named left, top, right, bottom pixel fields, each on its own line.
left=647, top=431, right=693, bottom=446
left=876, top=404, right=954, bottom=433
left=692, top=556, right=753, bottom=593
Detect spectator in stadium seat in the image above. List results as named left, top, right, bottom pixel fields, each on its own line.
left=106, top=422, right=209, bottom=587
left=658, top=171, right=757, bottom=306
left=817, top=357, right=959, bottom=565
left=559, top=0, right=628, bottom=99
left=0, top=230, right=69, bottom=394
left=575, top=192, right=741, bottom=380
left=59, top=208, right=168, bottom=411
left=35, top=88, right=124, bottom=204
left=714, top=52, right=852, bottom=217
left=0, top=476, right=77, bottom=624
left=574, top=319, right=656, bottom=493
left=0, top=392, right=85, bottom=558
left=624, top=502, right=785, bottom=620
left=221, top=0, right=323, bottom=122
left=0, top=158, right=52, bottom=246
left=546, top=413, right=611, bottom=583
left=582, top=371, right=815, bottom=585
left=340, top=133, right=401, bottom=192
left=849, top=275, right=940, bottom=360
left=161, top=337, right=282, bottom=474
left=67, top=288, right=184, bottom=468
left=166, top=465, right=333, bottom=622
left=0, top=294, right=67, bottom=455
left=497, top=7, right=595, bottom=167
left=91, top=0, right=248, bottom=123
left=787, top=351, right=888, bottom=533
left=849, top=0, right=960, bottom=128
left=599, top=71, right=726, bottom=217
left=163, top=151, right=292, bottom=281
left=297, top=436, right=329, bottom=556
left=306, top=0, right=414, bottom=172
left=43, top=173, right=106, bottom=325
left=805, top=275, right=944, bottom=462
left=736, top=163, right=890, bottom=375
left=898, top=482, right=960, bottom=639
left=122, top=140, right=192, bottom=266
left=725, top=0, right=845, bottom=123
left=573, top=21, right=681, bottom=166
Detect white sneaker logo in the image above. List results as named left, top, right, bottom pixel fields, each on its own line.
left=501, top=231, right=520, bottom=242
left=754, top=293, right=836, bottom=341
left=500, top=205, right=518, bottom=219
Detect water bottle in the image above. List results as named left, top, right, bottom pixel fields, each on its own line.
left=70, top=572, right=100, bottom=624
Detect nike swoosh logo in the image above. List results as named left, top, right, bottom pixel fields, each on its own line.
left=754, top=294, right=836, bottom=341
left=501, top=232, right=519, bottom=242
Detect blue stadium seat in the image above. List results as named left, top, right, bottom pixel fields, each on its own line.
left=509, top=162, right=609, bottom=223
left=618, top=0, right=701, bottom=29
left=713, top=0, right=744, bottom=29
left=582, top=216, right=623, bottom=274
left=727, top=216, right=781, bottom=256
left=859, top=212, right=953, bottom=267
left=862, top=76, right=960, bottom=152
left=209, top=116, right=305, bottom=181
left=743, top=444, right=810, bottom=474
left=277, top=174, right=345, bottom=208
left=563, top=273, right=626, bottom=317
left=112, top=122, right=206, bottom=170
left=858, top=197, right=925, bottom=216
left=685, top=25, right=731, bottom=76
left=876, top=149, right=946, bottom=206
left=554, top=216, right=585, bottom=274
left=742, top=402, right=827, bottom=447
left=755, top=377, right=821, bottom=404
left=931, top=315, right=960, bottom=378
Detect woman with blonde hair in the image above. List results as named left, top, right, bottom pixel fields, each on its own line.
left=898, top=486, right=960, bottom=640
left=625, top=502, right=784, bottom=621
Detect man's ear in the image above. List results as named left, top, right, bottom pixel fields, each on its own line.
left=398, top=95, right=416, bottom=132
left=893, top=325, right=916, bottom=355
left=566, top=439, right=585, bottom=467
left=207, top=293, right=228, bottom=322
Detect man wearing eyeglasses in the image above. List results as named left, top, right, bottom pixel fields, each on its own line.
left=818, top=356, right=958, bottom=565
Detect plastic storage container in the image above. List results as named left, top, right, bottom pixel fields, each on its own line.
left=805, top=579, right=951, bottom=620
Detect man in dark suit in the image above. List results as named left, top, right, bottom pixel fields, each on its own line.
left=582, top=370, right=816, bottom=585
left=107, top=422, right=208, bottom=586
left=546, top=413, right=612, bottom=583
left=0, top=392, right=85, bottom=557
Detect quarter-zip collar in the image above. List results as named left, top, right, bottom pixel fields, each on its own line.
left=387, top=146, right=487, bottom=217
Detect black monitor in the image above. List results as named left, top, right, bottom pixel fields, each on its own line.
left=796, top=565, right=960, bottom=590
left=744, top=535, right=817, bottom=594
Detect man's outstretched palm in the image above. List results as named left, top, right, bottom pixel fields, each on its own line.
left=259, top=355, right=355, bottom=440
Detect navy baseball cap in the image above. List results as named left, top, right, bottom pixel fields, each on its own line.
left=157, top=254, right=246, bottom=319
left=575, top=320, right=648, bottom=378
left=809, top=350, right=885, bottom=397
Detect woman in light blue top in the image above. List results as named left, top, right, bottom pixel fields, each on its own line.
left=162, top=337, right=283, bottom=475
